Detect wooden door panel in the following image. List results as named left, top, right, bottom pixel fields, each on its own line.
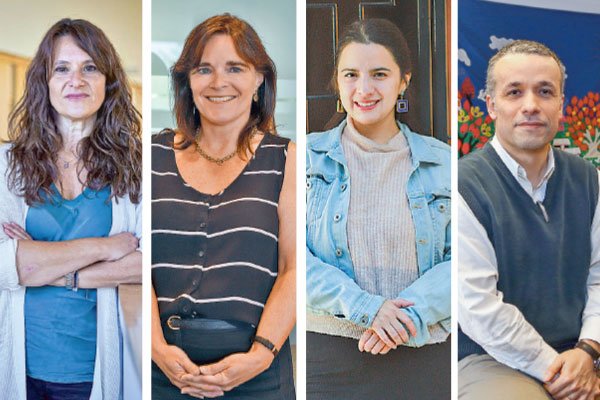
left=307, top=0, right=448, bottom=140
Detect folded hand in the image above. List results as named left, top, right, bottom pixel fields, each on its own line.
left=180, top=344, right=273, bottom=398
left=3, top=222, right=32, bottom=240
left=153, top=343, right=223, bottom=398
left=358, top=298, right=416, bottom=354
left=543, top=349, right=600, bottom=400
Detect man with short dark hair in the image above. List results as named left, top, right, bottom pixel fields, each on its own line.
left=458, top=40, right=600, bottom=400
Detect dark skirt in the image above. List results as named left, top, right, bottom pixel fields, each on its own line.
left=307, top=332, right=450, bottom=400
left=152, top=339, right=295, bottom=400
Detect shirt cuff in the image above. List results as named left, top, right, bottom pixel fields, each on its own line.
left=522, top=344, right=558, bottom=382
left=580, top=316, right=600, bottom=344
left=350, top=292, right=386, bottom=328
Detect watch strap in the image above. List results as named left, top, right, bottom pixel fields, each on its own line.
left=65, top=272, right=75, bottom=291
left=575, top=341, right=600, bottom=364
left=253, top=335, right=279, bottom=357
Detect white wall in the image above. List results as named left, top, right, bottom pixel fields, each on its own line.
left=0, top=0, right=142, bottom=81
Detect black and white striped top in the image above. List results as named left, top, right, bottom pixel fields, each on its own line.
left=152, top=131, right=289, bottom=327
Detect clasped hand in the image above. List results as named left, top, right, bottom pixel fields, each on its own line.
left=543, top=348, right=600, bottom=400
left=358, top=298, right=416, bottom=355
left=155, top=342, right=273, bottom=399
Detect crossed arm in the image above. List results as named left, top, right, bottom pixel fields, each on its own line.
left=1, top=206, right=141, bottom=290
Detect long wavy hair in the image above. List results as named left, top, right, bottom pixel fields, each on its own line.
left=171, top=13, right=277, bottom=154
left=7, top=18, right=141, bottom=205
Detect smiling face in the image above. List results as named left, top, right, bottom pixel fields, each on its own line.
left=48, top=35, right=106, bottom=124
left=189, top=34, right=264, bottom=130
left=486, top=53, right=564, bottom=157
left=337, top=42, right=410, bottom=136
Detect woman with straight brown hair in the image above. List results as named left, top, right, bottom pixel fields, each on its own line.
left=0, top=18, right=141, bottom=400
left=151, top=14, right=296, bottom=399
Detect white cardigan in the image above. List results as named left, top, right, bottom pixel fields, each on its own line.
left=0, top=144, right=141, bottom=399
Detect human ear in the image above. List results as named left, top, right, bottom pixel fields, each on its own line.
left=255, top=72, right=264, bottom=91
left=486, top=94, right=497, bottom=120
left=399, top=72, right=412, bottom=94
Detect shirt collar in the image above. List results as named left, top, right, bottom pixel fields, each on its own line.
left=308, top=118, right=442, bottom=166
left=491, top=136, right=555, bottom=189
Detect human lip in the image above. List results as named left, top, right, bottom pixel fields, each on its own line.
left=516, top=120, right=546, bottom=128
left=354, top=99, right=380, bottom=111
left=205, top=95, right=237, bottom=103
left=65, top=93, right=89, bottom=100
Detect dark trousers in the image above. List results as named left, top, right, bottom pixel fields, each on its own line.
left=26, top=376, right=92, bottom=400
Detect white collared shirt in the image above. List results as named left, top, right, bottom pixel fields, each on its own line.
left=458, top=137, right=600, bottom=380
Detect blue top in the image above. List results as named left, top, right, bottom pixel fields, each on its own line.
left=24, top=185, right=112, bottom=383
left=306, top=120, right=451, bottom=346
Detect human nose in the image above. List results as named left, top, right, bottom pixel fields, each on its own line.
left=68, top=69, right=84, bottom=87
left=520, top=91, right=540, bottom=115
left=356, top=75, right=373, bottom=95
left=209, top=70, right=227, bottom=89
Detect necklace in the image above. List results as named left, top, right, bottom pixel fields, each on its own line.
left=194, top=127, right=258, bottom=166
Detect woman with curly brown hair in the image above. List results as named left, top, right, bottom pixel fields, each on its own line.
left=0, top=18, right=141, bottom=400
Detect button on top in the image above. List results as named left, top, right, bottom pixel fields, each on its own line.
left=198, top=250, right=205, bottom=258
left=192, top=279, right=199, bottom=285
left=360, top=314, right=369, bottom=325
left=340, top=183, right=347, bottom=191
left=437, top=203, right=446, bottom=212
left=306, top=181, right=312, bottom=189
left=199, top=221, right=207, bottom=228
left=335, top=248, right=342, bottom=257
left=333, top=214, right=341, bottom=222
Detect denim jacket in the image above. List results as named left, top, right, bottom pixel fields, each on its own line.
left=306, top=120, right=451, bottom=346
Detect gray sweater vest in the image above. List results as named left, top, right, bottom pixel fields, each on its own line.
left=458, top=145, right=598, bottom=359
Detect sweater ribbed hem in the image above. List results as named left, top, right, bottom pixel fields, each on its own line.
left=308, top=313, right=450, bottom=345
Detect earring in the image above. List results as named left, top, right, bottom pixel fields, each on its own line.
left=193, top=107, right=197, bottom=117
left=336, top=99, right=345, bottom=113
left=396, top=92, right=409, bottom=113
left=253, top=91, right=259, bottom=102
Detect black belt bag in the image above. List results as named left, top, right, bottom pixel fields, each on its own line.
left=163, top=316, right=256, bottom=364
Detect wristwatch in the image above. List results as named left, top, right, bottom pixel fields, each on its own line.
left=253, top=335, right=279, bottom=357
left=575, top=340, right=600, bottom=370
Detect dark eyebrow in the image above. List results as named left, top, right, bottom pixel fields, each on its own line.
left=54, top=59, right=94, bottom=65
left=226, top=61, right=249, bottom=68
left=339, top=67, right=391, bottom=73
left=537, top=80, right=557, bottom=88
left=504, top=81, right=522, bottom=88
left=196, top=61, right=249, bottom=68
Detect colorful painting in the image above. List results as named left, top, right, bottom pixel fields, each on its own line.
left=458, top=0, right=600, bottom=166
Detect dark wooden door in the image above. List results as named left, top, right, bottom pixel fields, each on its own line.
left=307, top=0, right=448, bottom=140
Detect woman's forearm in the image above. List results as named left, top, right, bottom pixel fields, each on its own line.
left=254, top=264, right=296, bottom=351
left=76, top=250, right=141, bottom=288
left=16, top=232, right=138, bottom=286
left=152, top=287, right=169, bottom=355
